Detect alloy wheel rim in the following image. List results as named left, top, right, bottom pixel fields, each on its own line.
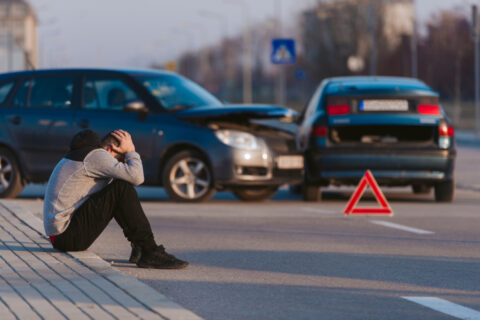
left=169, top=157, right=211, bottom=199
left=0, top=156, right=13, bottom=192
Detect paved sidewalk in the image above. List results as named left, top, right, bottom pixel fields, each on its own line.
left=0, top=200, right=203, bottom=320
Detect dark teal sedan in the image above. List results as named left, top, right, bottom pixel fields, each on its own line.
left=0, top=69, right=302, bottom=202
left=298, top=76, right=456, bottom=202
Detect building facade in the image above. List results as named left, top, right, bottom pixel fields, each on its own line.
left=0, top=0, right=37, bottom=73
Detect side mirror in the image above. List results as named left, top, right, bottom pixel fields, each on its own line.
left=123, top=100, right=148, bottom=113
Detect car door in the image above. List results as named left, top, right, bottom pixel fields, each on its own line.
left=1, top=75, right=78, bottom=180
left=74, top=74, right=159, bottom=181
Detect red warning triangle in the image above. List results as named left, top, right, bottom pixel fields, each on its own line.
left=344, top=170, right=393, bottom=215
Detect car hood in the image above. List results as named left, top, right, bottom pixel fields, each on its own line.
left=173, top=104, right=298, bottom=121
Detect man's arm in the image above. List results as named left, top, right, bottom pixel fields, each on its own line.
left=84, top=130, right=145, bottom=185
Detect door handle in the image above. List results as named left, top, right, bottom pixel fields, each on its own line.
left=79, top=119, right=90, bottom=128
left=10, top=115, right=22, bottom=125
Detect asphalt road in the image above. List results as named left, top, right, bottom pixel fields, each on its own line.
left=13, top=146, right=480, bottom=320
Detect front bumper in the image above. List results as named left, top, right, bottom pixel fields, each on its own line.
left=212, top=146, right=303, bottom=188
left=305, top=147, right=455, bottom=186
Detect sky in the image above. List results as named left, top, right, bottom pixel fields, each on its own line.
left=29, top=0, right=475, bottom=69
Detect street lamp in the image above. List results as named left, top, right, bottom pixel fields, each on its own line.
left=220, top=0, right=252, bottom=103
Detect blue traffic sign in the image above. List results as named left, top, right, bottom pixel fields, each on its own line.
left=271, top=38, right=296, bottom=65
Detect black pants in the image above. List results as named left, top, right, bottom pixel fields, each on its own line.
left=53, top=180, right=157, bottom=252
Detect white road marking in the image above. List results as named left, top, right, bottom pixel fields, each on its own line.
left=300, top=207, right=337, bottom=215
left=402, top=297, right=480, bottom=319
left=371, top=220, right=434, bottom=235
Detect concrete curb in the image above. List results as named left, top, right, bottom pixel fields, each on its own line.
left=0, top=200, right=203, bottom=320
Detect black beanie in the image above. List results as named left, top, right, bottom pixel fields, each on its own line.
left=69, top=129, right=101, bottom=151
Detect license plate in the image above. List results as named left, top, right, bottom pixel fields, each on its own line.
left=359, top=99, right=409, bottom=112
left=276, top=155, right=304, bottom=169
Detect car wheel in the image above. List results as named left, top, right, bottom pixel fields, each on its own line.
left=412, top=184, right=432, bottom=194
left=232, top=186, right=279, bottom=202
left=0, top=148, right=24, bottom=199
left=434, top=179, right=454, bottom=202
left=303, top=184, right=321, bottom=201
left=163, top=150, right=215, bottom=202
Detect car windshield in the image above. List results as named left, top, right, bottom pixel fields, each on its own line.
left=135, top=74, right=222, bottom=110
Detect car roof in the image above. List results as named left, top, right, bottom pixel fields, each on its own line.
left=323, top=76, right=438, bottom=97
left=0, top=68, right=177, bottom=80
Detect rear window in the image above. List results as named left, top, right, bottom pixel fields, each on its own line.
left=0, top=81, right=14, bottom=105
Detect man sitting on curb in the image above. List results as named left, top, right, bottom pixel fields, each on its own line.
left=43, top=129, right=188, bottom=269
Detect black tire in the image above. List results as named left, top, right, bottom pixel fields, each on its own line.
left=303, top=184, right=321, bottom=201
left=162, top=150, right=215, bottom=202
left=232, top=186, right=279, bottom=202
left=0, top=148, right=24, bottom=199
left=434, top=180, right=454, bottom=202
left=289, top=184, right=302, bottom=195
left=412, top=184, right=432, bottom=194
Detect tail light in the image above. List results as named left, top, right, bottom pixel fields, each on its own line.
left=417, top=104, right=440, bottom=115
left=438, top=122, right=454, bottom=149
left=327, top=104, right=350, bottom=115
left=439, top=123, right=454, bottom=137
left=311, top=125, right=328, bottom=137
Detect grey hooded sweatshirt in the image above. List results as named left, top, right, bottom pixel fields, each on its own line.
left=43, top=149, right=144, bottom=236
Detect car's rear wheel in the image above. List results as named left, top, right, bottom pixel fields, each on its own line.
left=434, top=179, right=454, bottom=202
left=0, top=148, right=23, bottom=199
left=303, top=184, right=322, bottom=201
left=412, top=184, right=432, bottom=194
left=163, top=150, right=215, bottom=202
left=232, top=186, right=279, bottom=202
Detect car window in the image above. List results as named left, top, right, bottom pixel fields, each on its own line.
left=28, top=76, right=75, bottom=109
left=12, top=79, right=30, bottom=107
left=0, top=81, right=14, bottom=105
left=83, top=77, right=140, bottom=111
left=303, top=81, right=325, bottom=120
left=135, top=74, right=222, bottom=110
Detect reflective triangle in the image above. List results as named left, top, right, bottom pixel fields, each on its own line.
left=344, top=170, right=393, bottom=215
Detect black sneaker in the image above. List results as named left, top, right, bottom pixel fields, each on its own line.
left=136, top=245, right=189, bottom=269
left=129, top=243, right=142, bottom=263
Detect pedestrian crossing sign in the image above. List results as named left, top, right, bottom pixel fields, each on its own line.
left=271, top=38, right=296, bottom=64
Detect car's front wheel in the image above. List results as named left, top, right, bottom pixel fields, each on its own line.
left=163, top=150, right=215, bottom=202
left=232, top=186, right=279, bottom=202
left=434, top=179, right=454, bottom=202
left=0, top=148, right=24, bottom=199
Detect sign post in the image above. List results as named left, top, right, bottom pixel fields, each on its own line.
left=271, top=38, right=296, bottom=106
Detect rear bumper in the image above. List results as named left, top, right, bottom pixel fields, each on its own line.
left=306, top=148, right=455, bottom=185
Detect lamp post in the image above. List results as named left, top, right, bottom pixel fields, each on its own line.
left=274, top=0, right=286, bottom=106
left=198, top=10, right=230, bottom=101
left=368, top=0, right=377, bottom=76
left=221, top=0, right=252, bottom=103
left=473, top=5, right=480, bottom=136
left=410, top=0, right=417, bottom=78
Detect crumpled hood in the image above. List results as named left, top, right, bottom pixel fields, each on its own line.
left=173, top=104, right=298, bottom=121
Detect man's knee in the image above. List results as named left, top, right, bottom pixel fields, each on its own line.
left=111, top=179, right=135, bottom=190
left=110, top=179, right=138, bottom=196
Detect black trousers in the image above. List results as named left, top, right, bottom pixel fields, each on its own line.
left=53, top=180, right=157, bottom=252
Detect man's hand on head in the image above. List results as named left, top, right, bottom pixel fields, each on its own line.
left=111, top=130, right=136, bottom=154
